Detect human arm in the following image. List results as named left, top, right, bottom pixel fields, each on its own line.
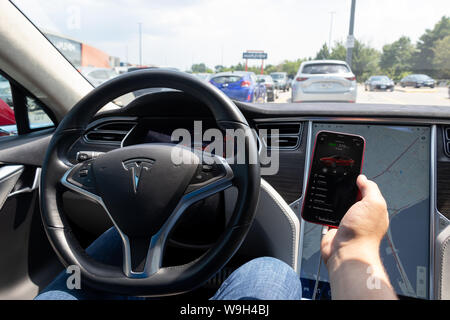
left=320, top=175, right=398, bottom=300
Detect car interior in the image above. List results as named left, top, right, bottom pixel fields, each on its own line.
left=0, top=1, right=449, bottom=301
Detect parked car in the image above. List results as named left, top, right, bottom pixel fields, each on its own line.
left=365, top=76, right=395, bottom=91
left=270, top=72, right=289, bottom=91
left=209, top=72, right=266, bottom=103
left=0, top=75, right=13, bottom=107
left=256, top=74, right=277, bottom=102
left=400, top=74, right=435, bottom=88
left=79, top=67, right=118, bottom=87
left=291, top=60, right=357, bottom=103
left=0, top=97, right=15, bottom=126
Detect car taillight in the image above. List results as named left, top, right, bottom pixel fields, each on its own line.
left=296, top=77, right=308, bottom=82
left=241, top=81, right=251, bottom=87
left=346, top=76, right=356, bottom=81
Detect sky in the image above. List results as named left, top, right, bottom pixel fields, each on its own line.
left=12, top=0, right=450, bottom=71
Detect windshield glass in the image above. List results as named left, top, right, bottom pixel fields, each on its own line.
left=270, top=74, right=285, bottom=79
left=12, top=0, right=450, bottom=106
left=371, top=76, right=389, bottom=81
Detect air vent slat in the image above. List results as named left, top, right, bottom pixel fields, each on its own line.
left=84, top=121, right=136, bottom=145
left=256, top=123, right=301, bottom=135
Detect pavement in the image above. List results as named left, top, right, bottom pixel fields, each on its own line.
left=274, top=85, right=450, bottom=106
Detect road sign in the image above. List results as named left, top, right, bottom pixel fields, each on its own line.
left=243, top=52, right=268, bottom=60
left=346, top=35, right=355, bottom=49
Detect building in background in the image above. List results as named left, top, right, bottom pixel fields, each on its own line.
left=44, top=31, right=113, bottom=69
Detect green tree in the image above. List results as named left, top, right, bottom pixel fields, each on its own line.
left=433, top=35, right=450, bottom=78
left=329, top=42, right=346, bottom=61
left=413, top=16, right=450, bottom=76
left=380, top=36, right=415, bottom=81
left=315, top=43, right=331, bottom=60
left=191, top=63, right=207, bottom=73
left=351, top=40, right=381, bottom=81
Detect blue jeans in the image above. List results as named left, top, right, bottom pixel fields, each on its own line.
left=35, top=228, right=302, bottom=300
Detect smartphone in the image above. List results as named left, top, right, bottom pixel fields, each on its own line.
left=302, top=131, right=365, bottom=228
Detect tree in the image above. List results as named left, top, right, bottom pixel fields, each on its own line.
left=315, top=43, right=330, bottom=60
left=329, top=42, right=346, bottom=61
left=433, top=35, right=450, bottom=78
left=191, top=63, right=213, bottom=73
left=380, top=36, right=415, bottom=81
left=351, top=40, right=381, bottom=81
left=413, top=16, right=450, bottom=76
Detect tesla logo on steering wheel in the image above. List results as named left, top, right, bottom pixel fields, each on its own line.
left=123, top=158, right=155, bottom=194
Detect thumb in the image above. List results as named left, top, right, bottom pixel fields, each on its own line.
left=357, top=174, right=381, bottom=199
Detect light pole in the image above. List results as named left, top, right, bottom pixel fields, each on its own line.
left=346, top=0, right=356, bottom=67
left=328, top=11, right=336, bottom=50
left=138, top=22, right=143, bottom=66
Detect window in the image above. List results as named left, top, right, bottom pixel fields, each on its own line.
left=211, top=76, right=242, bottom=84
left=26, top=97, right=53, bottom=130
left=0, top=75, right=17, bottom=137
left=301, top=64, right=350, bottom=75
left=0, top=71, right=54, bottom=138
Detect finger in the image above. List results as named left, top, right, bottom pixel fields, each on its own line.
left=321, top=228, right=337, bottom=251
left=321, top=228, right=337, bottom=264
left=357, top=175, right=382, bottom=199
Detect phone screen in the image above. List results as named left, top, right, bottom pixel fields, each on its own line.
left=302, top=131, right=365, bottom=227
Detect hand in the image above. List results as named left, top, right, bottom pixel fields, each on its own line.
left=321, top=174, right=389, bottom=265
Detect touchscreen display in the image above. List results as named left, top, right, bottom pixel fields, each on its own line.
left=302, top=131, right=365, bottom=227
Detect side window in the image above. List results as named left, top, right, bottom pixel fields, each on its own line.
left=0, top=75, right=18, bottom=137
left=26, top=97, right=53, bottom=130
left=0, top=71, right=54, bottom=138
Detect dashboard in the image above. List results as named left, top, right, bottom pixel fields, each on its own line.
left=64, top=91, right=450, bottom=300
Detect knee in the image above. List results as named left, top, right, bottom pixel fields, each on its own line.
left=215, top=257, right=302, bottom=300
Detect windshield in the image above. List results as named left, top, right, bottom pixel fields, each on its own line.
left=415, top=74, right=432, bottom=80
left=12, top=0, right=450, bottom=106
left=270, top=74, right=285, bottom=79
left=371, top=76, right=390, bottom=81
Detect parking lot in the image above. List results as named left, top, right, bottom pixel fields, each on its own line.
left=275, top=85, right=450, bottom=106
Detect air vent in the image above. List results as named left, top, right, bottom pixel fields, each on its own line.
left=444, top=127, right=450, bottom=157
left=256, top=122, right=301, bottom=135
left=84, top=121, right=136, bottom=145
left=256, top=122, right=302, bottom=150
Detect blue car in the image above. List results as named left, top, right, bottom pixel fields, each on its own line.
left=209, top=72, right=266, bottom=103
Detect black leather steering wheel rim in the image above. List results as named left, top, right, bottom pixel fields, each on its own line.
left=40, top=69, right=260, bottom=296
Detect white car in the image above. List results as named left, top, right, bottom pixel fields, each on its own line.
left=291, top=60, right=357, bottom=103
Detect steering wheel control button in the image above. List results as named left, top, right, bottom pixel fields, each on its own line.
left=76, top=151, right=105, bottom=163
left=67, top=161, right=97, bottom=192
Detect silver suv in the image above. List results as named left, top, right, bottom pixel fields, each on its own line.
left=291, top=60, right=357, bottom=103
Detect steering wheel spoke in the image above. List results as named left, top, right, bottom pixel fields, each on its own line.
left=61, top=160, right=101, bottom=201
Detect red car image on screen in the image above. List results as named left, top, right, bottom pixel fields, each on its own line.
left=320, top=155, right=355, bottom=167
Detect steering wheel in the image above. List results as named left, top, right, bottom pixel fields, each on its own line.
left=40, top=70, right=260, bottom=296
